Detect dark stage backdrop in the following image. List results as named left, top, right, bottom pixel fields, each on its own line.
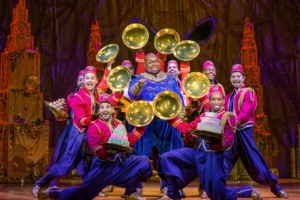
left=0, top=0, right=299, bottom=177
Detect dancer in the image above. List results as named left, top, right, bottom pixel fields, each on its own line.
left=198, top=60, right=225, bottom=198
left=32, top=66, right=117, bottom=196
left=158, top=85, right=262, bottom=200
left=223, top=64, right=288, bottom=198
left=38, top=93, right=152, bottom=200
left=31, top=69, right=84, bottom=196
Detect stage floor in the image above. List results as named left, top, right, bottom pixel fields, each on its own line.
left=0, top=178, right=299, bottom=199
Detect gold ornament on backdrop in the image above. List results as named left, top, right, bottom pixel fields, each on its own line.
left=24, top=75, right=40, bottom=95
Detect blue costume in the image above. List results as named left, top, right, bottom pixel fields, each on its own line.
left=128, top=72, right=184, bottom=157
left=128, top=71, right=184, bottom=191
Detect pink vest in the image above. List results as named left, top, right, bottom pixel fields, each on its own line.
left=225, top=85, right=257, bottom=127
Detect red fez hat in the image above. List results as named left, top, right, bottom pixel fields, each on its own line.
left=121, top=60, right=133, bottom=68
left=209, top=85, right=225, bottom=97
left=78, top=70, right=85, bottom=78
left=99, top=93, right=114, bottom=105
left=203, top=61, right=215, bottom=70
left=231, top=64, right=244, bottom=74
left=84, top=66, right=97, bottom=75
left=167, top=60, right=178, bottom=67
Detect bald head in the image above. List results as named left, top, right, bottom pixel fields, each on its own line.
left=145, top=53, right=157, bottom=61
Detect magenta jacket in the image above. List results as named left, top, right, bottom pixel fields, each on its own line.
left=224, top=85, right=257, bottom=128
left=71, top=87, right=100, bottom=132
left=168, top=107, right=236, bottom=151
left=87, top=118, right=145, bottom=159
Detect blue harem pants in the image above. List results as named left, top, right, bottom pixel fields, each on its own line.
left=57, top=155, right=153, bottom=200
left=223, top=126, right=282, bottom=194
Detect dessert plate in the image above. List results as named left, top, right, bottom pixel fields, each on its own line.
left=190, top=130, right=225, bottom=139
left=102, top=143, right=134, bottom=152
left=44, top=101, right=69, bottom=119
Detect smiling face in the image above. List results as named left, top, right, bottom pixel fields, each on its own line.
left=209, top=93, right=224, bottom=112
left=145, top=53, right=160, bottom=74
left=83, top=72, right=98, bottom=91
left=99, top=101, right=114, bottom=121
left=167, top=62, right=179, bottom=75
left=230, top=71, right=245, bottom=89
left=203, top=65, right=216, bottom=82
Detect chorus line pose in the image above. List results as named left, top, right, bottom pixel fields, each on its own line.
left=223, top=64, right=288, bottom=198
left=38, top=93, right=152, bottom=200
left=158, top=85, right=263, bottom=200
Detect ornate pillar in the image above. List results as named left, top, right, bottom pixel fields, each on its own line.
left=87, top=21, right=105, bottom=79
left=0, top=0, right=49, bottom=183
